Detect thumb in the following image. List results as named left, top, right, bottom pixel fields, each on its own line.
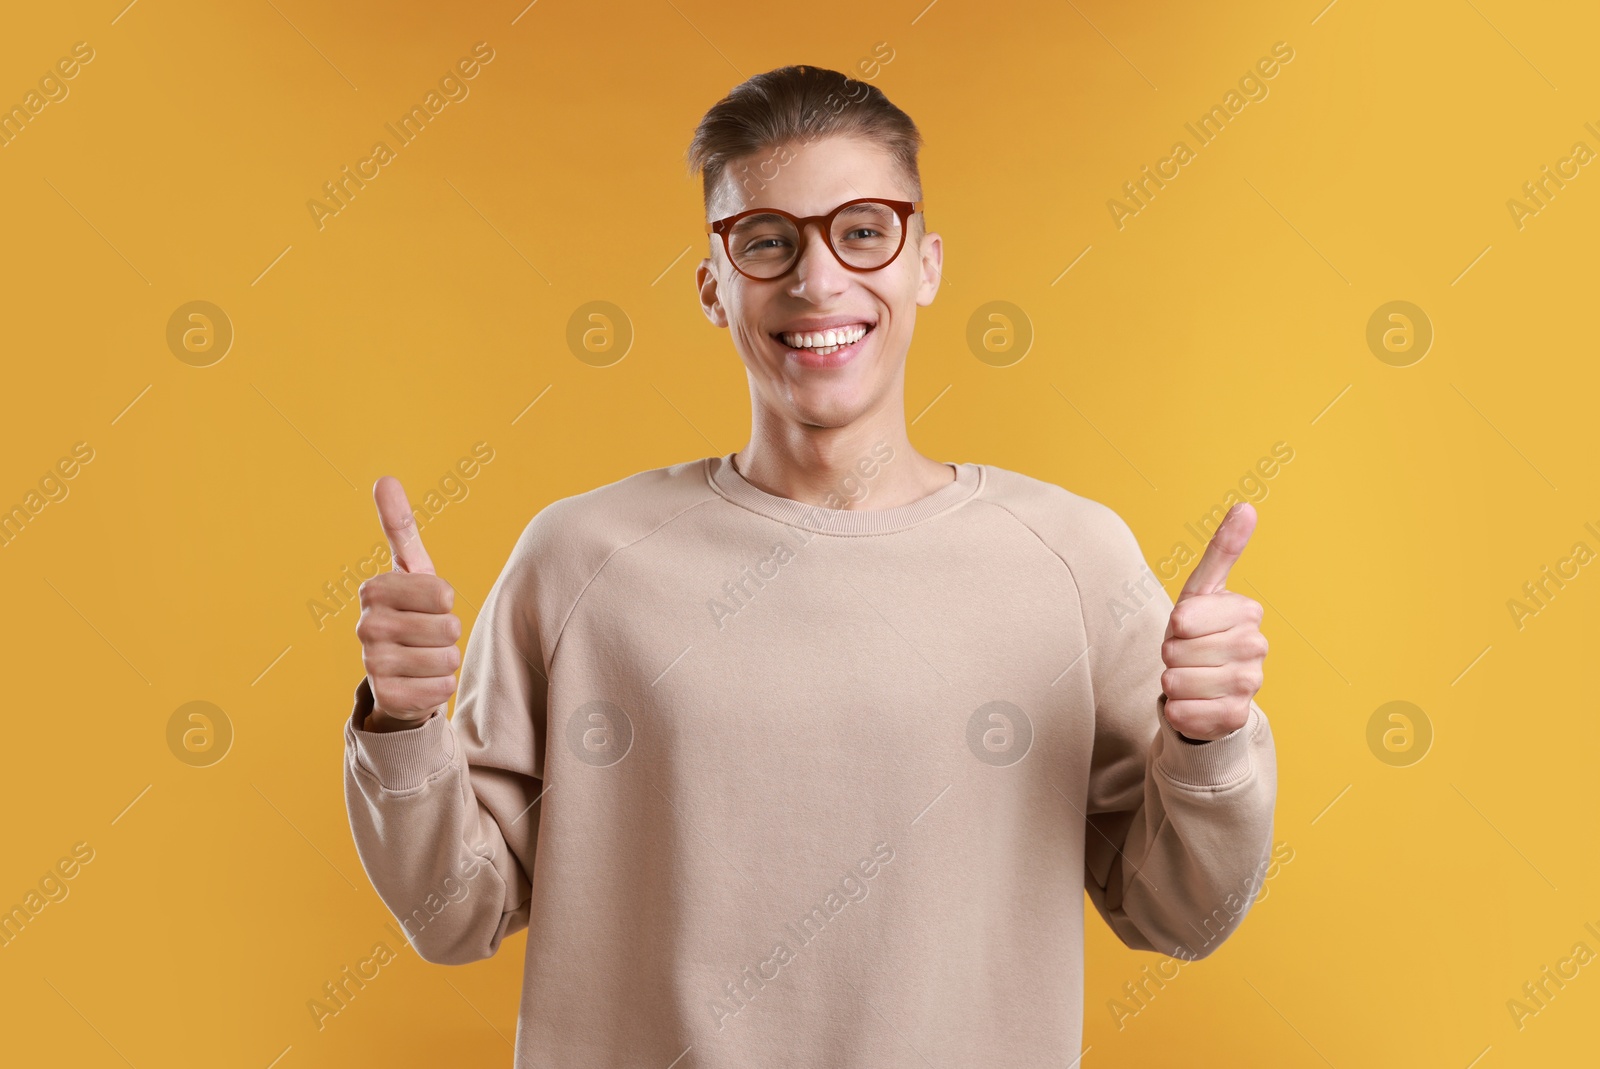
left=373, top=476, right=435, bottom=575
left=1176, top=501, right=1256, bottom=602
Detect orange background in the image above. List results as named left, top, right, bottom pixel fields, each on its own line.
left=1, top=1, right=1596, bottom=1065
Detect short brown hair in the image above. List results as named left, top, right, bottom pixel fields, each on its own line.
left=685, top=65, right=925, bottom=232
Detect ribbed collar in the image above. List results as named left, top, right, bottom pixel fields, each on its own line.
left=704, top=452, right=984, bottom=536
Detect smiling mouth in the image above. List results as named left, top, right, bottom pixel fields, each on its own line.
left=770, top=322, right=875, bottom=358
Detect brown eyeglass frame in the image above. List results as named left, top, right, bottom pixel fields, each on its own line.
left=706, top=197, right=924, bottom=281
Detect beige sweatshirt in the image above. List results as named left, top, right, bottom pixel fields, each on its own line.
left=342, top=448, right=1278, bottom=1066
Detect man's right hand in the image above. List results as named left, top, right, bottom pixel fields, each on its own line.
left=356, top=476, right=463, bottom=732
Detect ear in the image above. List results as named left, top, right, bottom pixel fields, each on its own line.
left=915, top=229, right=943, bottom=307
left=696, top=257, right=729, bottom=328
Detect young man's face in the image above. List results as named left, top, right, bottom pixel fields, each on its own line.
left=696, top=133, right=942, bottom=432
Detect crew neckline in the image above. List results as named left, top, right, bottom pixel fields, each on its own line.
left=704, top=452, right=985, bottom=535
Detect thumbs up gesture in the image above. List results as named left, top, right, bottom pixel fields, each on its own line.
left=355, top=476, right=463, bottom=732
left=1159, top=503, right=1268, bottom=742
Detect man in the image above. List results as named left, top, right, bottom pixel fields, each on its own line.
left=344, top=64, right=1276, bottom=1066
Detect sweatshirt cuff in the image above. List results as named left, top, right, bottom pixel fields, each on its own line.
left=1155, top=697, right=1262, bottom=788
left=344, top=676, right=455, bottom=791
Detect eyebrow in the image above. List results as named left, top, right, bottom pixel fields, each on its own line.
left=728, top=200, right=887, bottom=222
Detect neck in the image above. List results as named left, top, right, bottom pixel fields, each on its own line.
left=733, top=419, right=953, bottom=511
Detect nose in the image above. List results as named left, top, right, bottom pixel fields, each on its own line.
left=788, top=221, right=848, bottom=296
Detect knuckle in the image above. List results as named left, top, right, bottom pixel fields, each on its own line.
left=1168, top=606, right=1190, bottom=636
left=1160, top=667, right=1180, bottom=694
left=1160, top=636, right=1180, bottom=663
left=353, top=576, right=380, bottom=608
left=363, top=647, right=392, bottom=677
left=356, top=612, right=388, bottom=646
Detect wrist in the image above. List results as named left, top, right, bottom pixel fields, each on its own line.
left=1158, top=693, right=1211, bottom=744
left=365, top=706, right=430, bottom=733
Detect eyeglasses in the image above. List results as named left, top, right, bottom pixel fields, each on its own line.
left=706, top=197, right=924, bottom=281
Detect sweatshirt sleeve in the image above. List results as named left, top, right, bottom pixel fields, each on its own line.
left=1077, top=507, right=1278, bottom=960
left=342, top=522, right=548, bottom=966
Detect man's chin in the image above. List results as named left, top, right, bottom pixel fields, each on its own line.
left=779, top=386, right=879, bottom=430
left=742, top=355, right=892, bottom=427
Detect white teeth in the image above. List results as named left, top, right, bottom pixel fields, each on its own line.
left=779, top=324, right=870, bottom=349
